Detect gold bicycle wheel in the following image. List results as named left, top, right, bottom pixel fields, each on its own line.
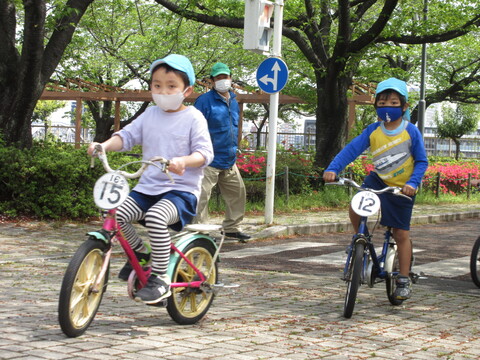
left=167, top=239, right=217, bottom=324
left=58, top=239, right=108, bottom=337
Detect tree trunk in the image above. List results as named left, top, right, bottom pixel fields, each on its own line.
left=454, top=138, right=461, bottom=160
left=314, top=70, right=351, bottom=169
left=0, top=0, right=94, bottom=148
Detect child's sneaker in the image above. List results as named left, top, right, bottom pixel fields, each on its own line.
left=135, top=274, right=171, bottom=304
left=394, top=275, right=412, bottom=300
left=118, top=250, right=150, bottom=281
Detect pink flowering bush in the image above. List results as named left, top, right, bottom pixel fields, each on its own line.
left=236, top=149, right=316, bottom=200
left=237, top=152, right=266, bottom=175
left=423, top=161, right=480, bottom=195
left=347, top=156, right=374, bottom=183
left=348, top=156, right=480, bottom=195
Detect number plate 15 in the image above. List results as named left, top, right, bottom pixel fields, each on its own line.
left=93, top=173, right=130, bottom=210
left=351, top=191, right=381, bottom=217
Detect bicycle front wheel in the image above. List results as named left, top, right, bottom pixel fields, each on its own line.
left=343, top=241, right=365, bottom=319
left=167, top=239, right=217, bottom=325
left=384, top=245, right=404, bottom=306
left=470, top=236, right=480, bottom=288
left=58, top=238, right=109, bottom=337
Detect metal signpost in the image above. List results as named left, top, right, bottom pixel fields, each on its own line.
left=244, top=0, right=286, bottom=224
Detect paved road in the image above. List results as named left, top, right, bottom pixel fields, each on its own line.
left=220, top=218, right=480, bottom=294
left=1, top=219, right=480, bottom=359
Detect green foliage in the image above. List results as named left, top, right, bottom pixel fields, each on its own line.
left=32, top=100, right=67, bottom=124
left=0, top=140, right=139, bottom=220
left=435, top=103, right=480, bottom=160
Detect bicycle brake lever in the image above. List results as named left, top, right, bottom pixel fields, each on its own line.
left=149, top=161, right=175, bottom=184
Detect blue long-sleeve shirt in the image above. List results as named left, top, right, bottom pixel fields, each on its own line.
left=194, top=89, right=240, bottom=169
left=325, top=121, right=428, bottom=189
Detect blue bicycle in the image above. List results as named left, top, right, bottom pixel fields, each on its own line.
left=327, top=177, right=418, bottom=318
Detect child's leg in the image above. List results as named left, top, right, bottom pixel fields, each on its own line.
left=392, top=228, right=412, bottom=276
left=145, top=199, right=180, bottom=276
left=116, top=197, right=146, bottom=251
left=349, top=205, right=360, bottom=233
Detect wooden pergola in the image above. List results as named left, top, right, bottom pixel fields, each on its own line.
left=348, top=81, right=376, bottom=128
left=40, top=78, right=304, bottom=148
left=40, top=78, right=375, bottom=148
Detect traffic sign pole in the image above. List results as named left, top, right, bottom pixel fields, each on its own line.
left=264, top=0, right=284, bottom=225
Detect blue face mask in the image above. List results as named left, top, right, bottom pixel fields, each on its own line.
left=376, top=106, right=404, bottom=122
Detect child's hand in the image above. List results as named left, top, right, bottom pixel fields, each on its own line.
left=323, top=171, right=337, bottom=183
left=168, top=157, right=187, bottom=176
left=402, top=184, right=416, bottom=197
left=87, top=142, right=101, bottom=156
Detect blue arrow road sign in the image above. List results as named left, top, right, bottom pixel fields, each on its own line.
left=256, top=57, right=289, bottom=94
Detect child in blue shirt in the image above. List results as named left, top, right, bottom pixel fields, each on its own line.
left=88, top=54, right=213, bottom=304
left=323, top=77, right=428, bottom=300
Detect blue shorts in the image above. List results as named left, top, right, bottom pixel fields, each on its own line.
left=129, top=190, right=197, bottom=232
left=362, top=172, right=415, bottom=231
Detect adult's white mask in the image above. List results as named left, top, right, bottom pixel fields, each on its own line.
left=152, top=89, right=187, bottom=111
left=214, top=79, right=232, bottom=93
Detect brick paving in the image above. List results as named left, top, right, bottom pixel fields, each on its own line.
left=1, top=203, right=480, bottom=359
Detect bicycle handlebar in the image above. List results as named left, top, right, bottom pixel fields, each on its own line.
left=326, top=177, right=412, bottom=200
left=91, top=144, right=174, bottom=182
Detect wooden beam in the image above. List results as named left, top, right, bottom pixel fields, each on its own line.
left=75, top=99, right=82, bottom=149
left=40, top=90, right=305, bottom=104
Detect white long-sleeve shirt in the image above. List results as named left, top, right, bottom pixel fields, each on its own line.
left=114, top=105, right=213, bottom=200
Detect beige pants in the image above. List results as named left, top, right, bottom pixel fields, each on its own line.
left=194, top=164, right=246, bottom=233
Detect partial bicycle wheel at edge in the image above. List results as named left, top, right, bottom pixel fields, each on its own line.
left=58, top=238, right=109, bottom=337
left=344, top=241, right=365, bottom=319
left=167, top=239, right=217, bottom=325
left=470, top=236, right=480, bottom=288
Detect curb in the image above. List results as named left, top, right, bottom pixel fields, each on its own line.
left=250, top=210, right=480, bottom=240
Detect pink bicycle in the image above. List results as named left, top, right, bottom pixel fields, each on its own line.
left=58, top=146, right=227, bottom=337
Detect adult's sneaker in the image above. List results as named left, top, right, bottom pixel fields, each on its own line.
left=118, top=250, right=150, bottom=281
left=135, top=274, right=171, bottom=304
left=394, top=275, right=412, bottom=300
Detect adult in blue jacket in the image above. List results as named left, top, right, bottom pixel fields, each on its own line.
left=193, top=62, right=250, bottom=242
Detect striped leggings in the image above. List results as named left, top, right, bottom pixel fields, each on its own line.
left=116, top=196, right=179, bottom=275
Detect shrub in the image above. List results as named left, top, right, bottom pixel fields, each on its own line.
left=0, top=140, right=140, bottom=219
left=423, top=161, right=480, bottom=195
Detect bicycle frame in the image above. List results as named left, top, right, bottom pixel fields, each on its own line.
left=89, top=209, right=218, bottom=295
left=344, top=217, right=397, bottom=284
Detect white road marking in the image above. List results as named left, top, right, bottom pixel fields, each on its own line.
left=221, top=242, right=335, bottom=259
left=290, top=248, right=425, bottom=267
left=224, top=242, right=471, bottom=278
left=413, top=257, right=471, bottom=278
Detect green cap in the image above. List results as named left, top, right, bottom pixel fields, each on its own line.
left=210, top=62, right=231, bottom=77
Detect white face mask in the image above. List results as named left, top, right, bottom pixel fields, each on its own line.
left=152, top=89, right=187, bottom=111
left=214, top=79, right=232, bottom=93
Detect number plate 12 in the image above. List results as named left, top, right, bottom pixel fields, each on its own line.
left=351, top=191, right=381, bottom=217
left=93, top=173, right=129, bottom=210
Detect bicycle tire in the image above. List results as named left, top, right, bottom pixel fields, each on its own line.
left=385, top=245, right=404, bottom=306
left=58, top=238, right=109, bottom=337
left=167, top=239, right=218, bottom=325
left=343, top=241, right=365, bottom=319
left=470, top=236, right=480, bottom=288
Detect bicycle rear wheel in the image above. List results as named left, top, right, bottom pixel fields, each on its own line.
left=384, top=245, right=404, bottom=306
left=58, top=238, right=109, bottom=337
left=470, top=236, right=480, bottom=288
left=343, top=241, right=365, bottom=319
left=167, top=239, right=217, bottom=325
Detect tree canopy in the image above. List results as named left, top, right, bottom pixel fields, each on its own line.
left=435, top=103, right=480, bottom=160
left=152, top=0, right=480, bottom=167
left=2, top=0, right=480, bottom=170
left=0, top=0, right=94, bottom=148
